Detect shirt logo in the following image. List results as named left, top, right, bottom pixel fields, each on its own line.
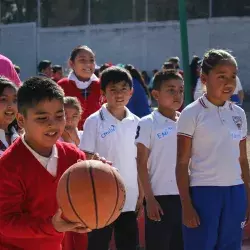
left=232, top=116, right=242, bottom=130
left=241, top=221, right=246, bottom=229
left=101, top=125, right=116, bottom=138
left=157, top=126, right=174, bottom=139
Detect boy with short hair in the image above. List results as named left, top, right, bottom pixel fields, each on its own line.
left=0, top=77, right=89, bottom=250
left=136, top=70, right=184, bottom=250
left=80, top=66, right=142, bottom=250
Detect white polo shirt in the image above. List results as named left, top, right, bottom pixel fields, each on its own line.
left=79, top=104, right=140, bottom=212
left=0, top=127, right=19, bottom=156
left=135, top=110, right=179, bottom=195
left=177, top=95, right=247, bottom=187
left=233, top=76, right=243, bottom=95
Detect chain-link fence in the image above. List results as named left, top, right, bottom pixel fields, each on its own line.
left=0, top=0, right=250, bottom=27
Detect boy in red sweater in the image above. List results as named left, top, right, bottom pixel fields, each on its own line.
left=58, top=45, right=103, bottom=130
left=0, top=77, right=90, bottom=250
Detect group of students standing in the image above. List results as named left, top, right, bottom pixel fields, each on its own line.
left=0, top=46, right=248, bottom=250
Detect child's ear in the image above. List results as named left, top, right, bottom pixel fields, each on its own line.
left=200, top=73, right=207, bottom=86
left=68, top=59, right=74, bottom=69
left=101, top=90, right=106, bottom=96
left=130, top=87, right=134, bottom=97
left=16, top=113, right=25, bottom=129
left=151, top=89, right=159, bottom=101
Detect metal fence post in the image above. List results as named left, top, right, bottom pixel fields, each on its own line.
left=88, top=0, right=91, bottom=25
left=209, top=0, right=213, bottom=18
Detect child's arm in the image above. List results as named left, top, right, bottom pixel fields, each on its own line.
left=137, top=143, right=163, bottom=221
left=0, top=163, right=89, bottom=238
left=239, top=111, right=250, bottom=223
left=239, top=138, right=250, bottom=223
left=176, top=108, right=200, bottom=228
left=135, top=176, right=144, bottom=216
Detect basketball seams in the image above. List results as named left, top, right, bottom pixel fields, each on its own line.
left=66, top=170, right=89, bottom=228
left=89, top=163, right=99, bottom=228
left=104, top=168, right=119, bottom=226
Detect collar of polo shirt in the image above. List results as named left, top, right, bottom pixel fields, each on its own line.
left=153, top=110, right=172, bottom=123
left=199, top=94, right=233, bottom=110
left=101, top=104, right=136, bottom=122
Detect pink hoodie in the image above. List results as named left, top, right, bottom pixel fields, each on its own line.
left=0, top=54, right=21, bottom=87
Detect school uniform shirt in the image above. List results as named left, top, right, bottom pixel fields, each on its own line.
left=0, top=138, right=86, bottom=250
left=193, top=78, right=205, bottom=101
left=0, top=127, right=19, bottom=156
left=177, top=94, right=247, bottom=187
left=231, top=76, right=243, bottom=105
left=58, top=72, right=103, bottom=129
left=79, top=104, right=140, bottom=212
left=135, top=110, right=179, bottom=196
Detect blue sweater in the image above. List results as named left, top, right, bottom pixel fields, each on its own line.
left=127, top=78, right=151, bottom=118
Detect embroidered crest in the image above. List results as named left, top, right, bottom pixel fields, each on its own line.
left=232, top=116, right=242, bottom=130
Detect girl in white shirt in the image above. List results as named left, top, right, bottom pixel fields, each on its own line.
left=60, top=96, right=83, bottom=146
left=176, top=49, right=249, bottom=250
left=0, top=76, right=19, bottom=156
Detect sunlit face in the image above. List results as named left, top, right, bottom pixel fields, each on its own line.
left=103, top=81, right=133, bottom=109
left=64, top=106, right=81, bottom=130
left=152, top=79, right=184, bottom=111
left=17, top=99, right=65, bottom=156
left=0, top=87, right=17, bottom=128
left=69, top=49, right=95, bottom=81
left=201, top=61, right=237, bottom=104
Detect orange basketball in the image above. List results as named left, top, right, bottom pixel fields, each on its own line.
left=56, top=160, right=126, bottom=229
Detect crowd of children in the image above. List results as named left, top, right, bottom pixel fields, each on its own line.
left=0, top=47, right=249, bottom=250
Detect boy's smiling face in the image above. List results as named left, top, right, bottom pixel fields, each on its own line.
left=17, top=99, right=66, bottom=157
left=103, top=81, right=133, bottom=109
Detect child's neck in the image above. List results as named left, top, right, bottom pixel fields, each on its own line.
left=0, top=123, right=9, bottom=133
left=74, top=72, right=91, bottom=82
left=158, top=106, right=177, bottom=121
left=106, top=104, right=126, bottom=121
left=24, top=135, right=52, bottom=158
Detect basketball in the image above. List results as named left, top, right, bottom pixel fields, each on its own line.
left=56, top=160, right=126, bottom=229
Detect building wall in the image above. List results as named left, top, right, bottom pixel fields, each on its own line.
left=1, top=17, right=249, bottom=89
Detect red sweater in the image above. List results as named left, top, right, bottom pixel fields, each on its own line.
left=58, top=78, right=103, bottom=129
left=0, top=138, right=86, bottom=250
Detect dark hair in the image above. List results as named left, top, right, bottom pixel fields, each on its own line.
left=152, top=69, right=158, bottom=75
left=162, top=62, right=175, bottom=70
left=70, top=45, right=95, bottom=62
left=52, top=65, right=62, bottom=73
left=100, top=66, right=133, bottom=91
left=167, top=57, right=180, bottom=69
left=37, top=60, right=51, bottom=72
left=201, top=49, right=237, bottom=75
left=153, top=70, right=183, bottom=90
left=14, top=65, right=20, bottom=74
left=64, top=96, right=83, bottom=114
left=17, top=77, right=65, bottom=115
left=100, top=63, right=112, bottom=73
left=0, top=77, right=18, bottom=135
left=190, top=56, right=201, bottom=90
left=124, top=64, right=151, bottom=99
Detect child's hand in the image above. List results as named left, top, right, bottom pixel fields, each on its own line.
left=52, top=209, right=91, bottom=233
left=146, top=197, right=164, bottom=221
left=91, top=153, right=112, bottom=166
left=182, top=203, right=200, bottom=228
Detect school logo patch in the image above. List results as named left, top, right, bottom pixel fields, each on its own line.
left=232, top=116, right=242, bottom=130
